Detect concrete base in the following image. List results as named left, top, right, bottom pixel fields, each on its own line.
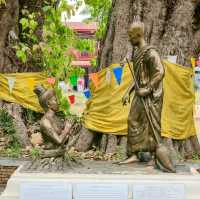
left=1, top=165, right=200, bottom=199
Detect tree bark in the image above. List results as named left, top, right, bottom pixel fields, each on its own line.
left=100, top=0, right=200, bottom=67
left=0, top=0, right=51, bottom=148
left=0, top=0, right=19, bottom=72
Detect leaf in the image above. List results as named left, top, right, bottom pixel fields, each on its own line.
left=0, top=0, right=6, bottom=5
left=32, top=44, right=39, bottom=52
left=16, top=50, right=27, bottom=63
left=20, top=18, right=29, bottom=30
left=60, top=97, right=70, bottom=114
left=30, top=20, right=38, bottom=31
left=42, top=5, right=51, bottom=12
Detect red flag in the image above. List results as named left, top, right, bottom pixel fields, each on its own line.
left=68, top=95, right=75, bottom=104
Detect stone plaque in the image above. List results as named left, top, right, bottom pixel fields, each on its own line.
left=133, top=183, right=185, bottom=199
left=20, top=182, right=72, bottom=199
left=74, top=183, right=128, bottom=199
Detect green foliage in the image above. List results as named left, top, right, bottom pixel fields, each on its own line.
left=84, top=0, right=112, bottom=39
left=15, top=0, right=87, bottom=115
left=115, top=145, right=125, bottom=161
left=41, top=1, right=76, bottom=78
left=0, top=109, right=15, bottom=135
left=90, top=57, right=97, bottom=68
left=23, top=109, right=42, bottom=124
left=75, top=39, right=95, bottom=53
left=0, top=109, right=21, bottom=156
left=5, top=142, right=21, bottom=158
left=0, top=0, right=6, bottom=5
left=192, top=152, right=200, bottom=160
left=55, top=84, right=70, bottom=115
left=15, top=11, right=38, bottom=63
left=30, top=148, right=41, bottom=159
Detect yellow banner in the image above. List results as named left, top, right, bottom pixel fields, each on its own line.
left=84, top=61, right=196, bottom=139
left=161, top=60, right=196, bottom=139
left=0, top=72, right=49, bottom=113
left=0, top=61, right=196, bottom=140
left=84, top=64, right=131, bottom=135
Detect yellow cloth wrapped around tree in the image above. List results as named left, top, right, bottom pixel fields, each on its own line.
left=0, top=61, right=196, bottom=140
left=84, top=61, right=196, bottom=139
left=84, top=64, right=131, bottom=135
left=161, top=60, right=196, bottom=139
left=0, top=72, right=49, bottom=112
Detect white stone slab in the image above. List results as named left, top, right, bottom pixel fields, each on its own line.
left=74, top=183, right=128, bottom=199
left=133, top=183, right=185, bottom=199
left=20, top=182, right=72, bottom=199
left=1, top=166, right=200, bottom=199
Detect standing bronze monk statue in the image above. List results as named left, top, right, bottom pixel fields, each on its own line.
left=120, top=21, right=176, bottom=172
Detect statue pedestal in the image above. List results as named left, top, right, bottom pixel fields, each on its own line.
left=1, top=160, right=200, bottom=199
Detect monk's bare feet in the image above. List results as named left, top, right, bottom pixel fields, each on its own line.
left=114, top=155, right=139, bottom=165
left=147, top=159, right=155, bottom=166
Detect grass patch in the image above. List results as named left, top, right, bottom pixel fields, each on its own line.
left=0, top=109, right=22, bottom=157
left=30, top=148, right=41, bottom=159
left=5, top=142, right=22, bottom=158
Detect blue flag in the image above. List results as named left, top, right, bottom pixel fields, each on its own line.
left=113, top=67, right=123, bottom=85
left=84, top=89, right=91, bottom=99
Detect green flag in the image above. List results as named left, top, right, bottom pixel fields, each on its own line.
left=70, top=75, right=77, bottom=87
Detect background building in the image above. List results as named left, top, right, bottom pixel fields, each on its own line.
left=66, top=22, right=98, bottom=88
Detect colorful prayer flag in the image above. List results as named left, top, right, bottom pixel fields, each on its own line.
left=89, top=73, right=99, bottom=88
left=70, top=75, right=78, bottom=87
left=58, top=81, right=67, bottom=92
left=7, top=77, right=16, bottom=94
left=197, top=60, right=200, bottom=67
left=47, top=77, right=56, bottom=85
left=68, top=95, right=75, bottom=104
left=106, top=68, right=111, bottom=84
left=77, top=77, right=85, bottom=92
left=113, top=67, right=123, bottom=85
left=167, top=55, right=177, bottom=64
left=84, top=89, right=91, bottom=99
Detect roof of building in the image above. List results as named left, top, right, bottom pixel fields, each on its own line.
left=66, top=22, right=97, bottom=33
left=71, top=60, right=91, bottom=67
left=69, top=48, right=96, bottom=61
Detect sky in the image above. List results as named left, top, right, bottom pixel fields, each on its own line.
left=62, top=0, right=90, bottom=22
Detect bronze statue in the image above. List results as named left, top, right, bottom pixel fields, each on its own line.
left=34, top=85, right=74, bottom=158
left=120, top=21, right=175, bottom=172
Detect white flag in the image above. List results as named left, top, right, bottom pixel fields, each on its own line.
left=77, top=77, right=84, bottom=92
left=106, top=68, right=111, bottom=84
left=167, top=55, right=177, bottom=64
left=58, top=81, right=67, bottom=92
left=7, top=77, right=16, bottom=94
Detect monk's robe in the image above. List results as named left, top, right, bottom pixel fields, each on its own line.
left=127, top=46, right=164, bottom=155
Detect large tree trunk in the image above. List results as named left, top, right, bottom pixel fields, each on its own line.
left=0, top=0, right=49, bottom=147
left=0, top=0, right=19, bottom=72
left=79, top=0, right=200, bottom=159
left=100, top=0, right=200, bottom=67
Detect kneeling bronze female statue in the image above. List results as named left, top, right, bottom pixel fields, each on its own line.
left=34, top=85, right=75, bottom=158
left=22, top=85, right=77, bottom=171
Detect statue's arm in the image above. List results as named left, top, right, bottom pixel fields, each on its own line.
left=148, top=50, right=165, bottom=89
left=41, top=118, right=68, bottom=145
left=122, top=82, right=135, bottom=105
